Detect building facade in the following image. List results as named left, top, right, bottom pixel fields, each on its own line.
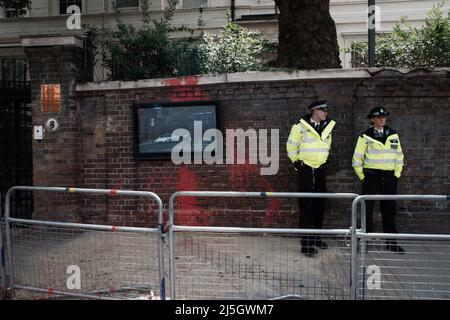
left=0, top=0, right=448, bottom=80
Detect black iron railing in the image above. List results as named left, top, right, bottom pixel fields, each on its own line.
left=0, top=80, right=33, bottom=219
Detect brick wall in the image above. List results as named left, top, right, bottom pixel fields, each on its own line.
left=27, top=46, right=450, bottom=233
left=26, top=44, right=83, bottom=222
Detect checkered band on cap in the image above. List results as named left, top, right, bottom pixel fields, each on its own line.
left=310, top=103, right=328, bottom=111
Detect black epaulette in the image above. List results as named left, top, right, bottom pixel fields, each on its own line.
left=298, top=114, right=310, bottom=125
left=362, top=127, right=373, bottom=137
left=359, top=130, right=368, bottom=138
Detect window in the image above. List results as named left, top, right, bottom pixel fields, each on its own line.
left=5, top=9, right=20, bottom=18
left=133, top=101, right=219, bottom=159
left=116, top=0, right=139, bottom=8
left=0, top=58, right=27, bottom=81
left=183, top=0, right=207, bottom=9
left=59, top=0, right=82, bottom=15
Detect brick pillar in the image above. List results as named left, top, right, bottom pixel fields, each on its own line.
left=23, top=35, right=83, bottom=222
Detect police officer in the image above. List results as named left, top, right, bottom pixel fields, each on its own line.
left=286, top=100, right=336, bottom=257
left=352, top=106, right=405, bottom=254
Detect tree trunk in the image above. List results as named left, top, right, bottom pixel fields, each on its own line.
left=275, top=0, right=341, bottom=69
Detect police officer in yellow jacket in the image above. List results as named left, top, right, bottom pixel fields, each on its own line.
left=352, top=106, right=405, bottom=254
left=287, top=100, right=336, bottom=257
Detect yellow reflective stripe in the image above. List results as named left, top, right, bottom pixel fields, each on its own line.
left=287, top=139, right=299, bottom=146
left=297, top=124, right=320, bottom=143
left=352, top=161, right=363, bottom=166
left=396, top=160, right=404, bottom=165
left=367, top=149, right=399, bottom=155
left=353, top=152, right=364, bottom=158
left=299, top=148, right=330, bottom=153
left=365, top=159, right=398, bottom=164
left=288, top=150, right=300, bottom=157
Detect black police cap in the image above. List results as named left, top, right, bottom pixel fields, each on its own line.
left=308, top=100, right=328, bottom=112
left=367, top=106, right=390, bottom=119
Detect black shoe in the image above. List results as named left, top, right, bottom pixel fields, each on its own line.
left=301, top=246, right=318, bottom=257
left=314, top=239, right=328, bottom=250
left=386, top=243, right=405, bottom=254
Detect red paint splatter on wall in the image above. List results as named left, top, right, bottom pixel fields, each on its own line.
left=164, top=75, right=200, bottom=87
left=163, top=76, right=211, bottom=103
left=262, top=182, right=282, bottom=226
left=176, top=165, right=211, bottom=226
left=227, top=163, right=281, bottom=227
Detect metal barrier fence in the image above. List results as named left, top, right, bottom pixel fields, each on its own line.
left=351, top=195, right=450, bottom=300
left=2, top=186, right=165, bottom=300
left=169, top=191, right=359, bottom=300
left=2, top=187, right=449, bottom=300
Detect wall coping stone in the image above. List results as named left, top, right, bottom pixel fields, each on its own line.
left=76, top=68, right=450, bottom=92
left=21, top=34, right=83, bottom=48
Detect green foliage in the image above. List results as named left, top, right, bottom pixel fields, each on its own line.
left=349, top=1, right=450, bottom=68
left=92, top=0, right=201, bottom=80
left=198, top=19, right=271, bottom=74
left=0, top=0, right=30, bottom=17
left=171, top=37, right=202, bottom=76
left=91, top=2, right=274, bottom=80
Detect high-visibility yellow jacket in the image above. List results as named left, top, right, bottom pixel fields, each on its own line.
left=286, top=116, right=336, bottom=169
left=352, top=126, right=404, bottom=181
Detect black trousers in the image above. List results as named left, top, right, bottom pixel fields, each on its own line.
left=362, top=169, right=398, bottom=233
left=298, top=165, right=327, bottom=246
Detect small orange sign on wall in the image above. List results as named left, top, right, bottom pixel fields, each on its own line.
left=41, top=84, right=61, bottom=112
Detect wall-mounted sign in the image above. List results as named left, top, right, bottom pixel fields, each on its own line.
left=133, top=101, right=219, bottom=160
left=40, top=84, right=61, bottom=112
left=44, top=117, right=60, bottom=133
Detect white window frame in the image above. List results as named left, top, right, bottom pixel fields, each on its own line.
left=55, top=0, right=86, bottom=15
left=108, top=0, right=141, bottom=13
left=178, top=0, right=209, bottom=10
left=115, top=0, right=140, bottom=9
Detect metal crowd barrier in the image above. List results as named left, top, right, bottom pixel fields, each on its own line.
left=2, top=186, right=165, bottom=300
left=351, top=194, right=450, bottom=300
left=2, top=187, right=449, bottom=300
left=168, top=191, right=359, bottom=300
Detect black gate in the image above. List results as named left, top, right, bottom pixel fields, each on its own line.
left=0, top=80, right=33, bottom=219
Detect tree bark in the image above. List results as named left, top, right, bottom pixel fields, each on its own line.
left=275, top=0, right=341, bottom=69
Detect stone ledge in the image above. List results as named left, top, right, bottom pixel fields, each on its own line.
left=76, top=68, right=450, bottom=92
left=21, top=34, right=83, bottom=48
left=76, top=69, right=372, bottom=92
